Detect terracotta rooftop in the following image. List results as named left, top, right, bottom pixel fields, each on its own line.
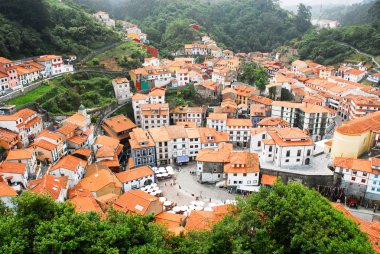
left=336, top=111, right=380, bottom=135
left=6, top=148, right=33, bottom=161
left=28, top=175, right=68, bottom=200
left=0, top=161, right=27, bottom=174
left=115, top=166, right=154, bottom=183
left=113, top=189, right=160, bottom=216
left=224, top=152, right=260, bottom=174
left=0, top=181, right=17, bottom=197
left=103, top=114, right=136, bottom=134
left=50, top=155, right=87, bottom=172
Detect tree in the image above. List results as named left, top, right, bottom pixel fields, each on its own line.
left=295, top=3, right=312, bottom=33
left=183, top=181, right=375, bottom=254
left=238, top=63, right=269, bottom=93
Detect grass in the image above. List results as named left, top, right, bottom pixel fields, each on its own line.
left=87, top=41, right=147, bottom=71
left=344, top=53, right=371, bottom=64
left=7, top=82, right=55, bottom=109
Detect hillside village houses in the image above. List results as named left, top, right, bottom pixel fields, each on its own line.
left=0, top=55, right=73, bottom=92
left=93, top=11, right=115, bottom=28
left=3, top=28, right=380, bottom=229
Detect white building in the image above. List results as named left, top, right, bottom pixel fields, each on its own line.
left=0, top=162, right=28, bottom=188
left=225, top=118, right=252, bottom=147
left=140, top=103, right=170, bottom=130
left=225, top=151, right=260, bottom=188
left=143, top=58, right=160, bottom=67
left=250, top=127, right=315, bottom=167
left=132, top=88, right=166, bottom=127
left=48, top=155, right=87, bottom=188
left=206, top=113, right=227, bottom=132
left=35, top=55, right=64, bottom=77
left=0, top=182, right=17, bottom=208
left=0, top=108, right=43, bottom=147
left=171, top=106, right=204, bottom=127
left=6, top=148, right=38, bottom=176
left=115, top=166, right=155, bottom=191
left=175, top=69, right=190, bottom=87
left=112, top=77, right=131, bottom=104
left=93, top=11, right=115, bottom=27
left=334, top=157, right=380, bottom=201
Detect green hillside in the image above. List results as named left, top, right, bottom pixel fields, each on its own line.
left=0, top=0, right=120, bottom=59
left=74, top=0, right=313, bottom=56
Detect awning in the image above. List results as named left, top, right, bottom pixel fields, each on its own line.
left=176, top=155, right=189, bottom=163
left=261, top=174, right=277, bottom=186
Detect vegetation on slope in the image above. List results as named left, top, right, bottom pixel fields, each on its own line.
left=0, top=182, right=374, bottom=253
left=8, top=73, right=117, bottom=114
left=0, top=0, right=120, bottom=59
left=73, top=0, right=312, bottom=55
left=296, top=0, right=380, bottom=65
left=86, top=41, right=148, bottom=71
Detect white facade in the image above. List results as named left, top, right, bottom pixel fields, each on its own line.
left=121, top=174, right=155, bottom=191
left=227, top=172, right=259, bottom=187
left=49, top=163, right=85, bottom=188
left=112, top=78, right=131, bottom=104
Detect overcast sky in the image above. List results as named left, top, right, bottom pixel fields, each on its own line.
left=280, top=0, right=363, bottom=6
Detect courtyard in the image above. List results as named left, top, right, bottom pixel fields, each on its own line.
left=157, top=163, right=236, bottom=207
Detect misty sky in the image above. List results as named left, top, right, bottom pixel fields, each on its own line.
left=280, top=0, right=363, bottom=6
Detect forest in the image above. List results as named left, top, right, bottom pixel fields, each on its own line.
left=0, top=182, right=374, bottom=253
left=73, top=0, right=312, bottom=55
left=0, top=0, right=120, bottom=59
left=296, top=0, right=380, bottom=65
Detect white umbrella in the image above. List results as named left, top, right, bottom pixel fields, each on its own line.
left=189, top=205, right=197, bottom=210
left=153, top=186, right=160, bottom=191
left=194, top=206, right=203, bottom=211
left=150, top=191, right=157, bottom=196
left=155, top=190, right=162, bottom=194
left=164, top=201, right=172, bottom=206
left=204, top=207, right=213, bottom=212
left=159, top=167, right=165, bottom=172
left=167, top=210, right=176, bottom=214
left=140, top=187, right=146, bottom=191
left=162, top=173, right=169, bottom=177
left=152, top=167, right=158, bottom=171
left=156, top=173, right=163, bottom=178
left=146, top=185, right=153, bottom=189
left=180, top=206, right=189, bottom=211
left=151, top=183, right=158, bottom=187
left=208, top=202, right=217, bottom=207
left=190, top=201, right=198, bottom=205
left=159, top=197, right=167, bottom=202
left=167, top=171, right=175, bottom=175
left=172, top=206, right=181, bottom=213
left=196, top=201, right=205, bottom=206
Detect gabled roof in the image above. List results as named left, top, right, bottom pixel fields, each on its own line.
left=50, top=155, right=86, bottom=172
left=185, top=205, right=231, bottom=231
left=0, top=182, right=17, bottom=197
left=6, top=148, right=33, bottom=161
left=0, top=161, right=27, bottom=174
left=113, top=189, right=160, bottom=216
left=76, top=168, right=122, bottom=193
left=28, top=175, right=68, bottom=200
left=70, top=196, right=105, bottom=217
left=115, top=166, right=154, bottom=183
left=336, top=111, right=380, bottom=135
left=103, top=115, right=136, bottom=133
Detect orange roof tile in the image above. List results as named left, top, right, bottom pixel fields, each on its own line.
left=113, top=189, right=160, bottom=216
left=0, top=161, right=27, bottom=174
left=50, top=155, right=86, bottom=172
left=261, top=174, right=277, bottom=186
left=226, top=118, right=252, bottom=127
left=333, top=157, right=373, bottom=173
left=28, top=175, right=68, bottom=200
left=0, top=182, right=17, bottom=197
left=70, top=196, right=105, bottom=217
left=6, top=148, right=33, bottom=160
left=224, top=152, right=259, bottom=173
left=56, top=123, right=78, bottom=136
left=103, top=115, right=136, bottom=134
left=32, top=139, right=57, bottom=151
left=115, top=166, right=154, bottom=183
left=155, top=212, right=185, bottom=233
left=336, top=111, right=380, bottom=135
left=76, top=168, right=122, bottom=193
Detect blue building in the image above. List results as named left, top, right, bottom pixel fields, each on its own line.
left=129, top=128, right=156, bottom=168
left=250, top=104, right=266, bottom=127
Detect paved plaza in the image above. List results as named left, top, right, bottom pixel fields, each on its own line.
left=157, top=163, right=236, bottom=206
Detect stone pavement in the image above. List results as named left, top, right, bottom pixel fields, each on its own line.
left=157, top=163, right=236, bottom=206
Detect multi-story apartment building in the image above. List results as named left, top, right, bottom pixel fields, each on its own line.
left=271, top=101, right=334, bottom=141
left=140, top=103, right=170, bottom=130
left=206, top=113, right=227, bottom=132
left=171, top=106, right=204, bottom=127
left=225, top=119, right=252, bottom=147
left=129, top=128, right=156, bottom=168
left=102, top=114, right=136, bottom=144
left=132, top=88, right=166, bottom=127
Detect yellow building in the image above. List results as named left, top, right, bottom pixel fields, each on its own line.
left=331, top=111, right=380, bottom=159
left=227, top=57, right=241, bottom=71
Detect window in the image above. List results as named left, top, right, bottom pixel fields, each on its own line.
left=233, top=173, right=237, bottom=176
left=269, top=146, right=272, bottom=152
left=233, top=181, right=237, bottom=184
left=375, top=175, right=379, bottom=179
left=297, top=150, right=301, bottom=156
left=285, top=159, right=289, bottom=162
left=296, top=159, right=300, bottom=162
left=243, top=173, right=247, bottom=177
left=307, top=149, right=311, bottom=156
left=262, top=134, right=265, bottom=139
left=353, top=171, right=357, bottom=175
left=361, top=179, right=366, bottom=183
left=238, top=181, right=242, bottom=184
left=351, top=177, right=356, bottom=181
left=371, top=187, right=375, bottom=191
left=286, top=151, right=290, bottom=157
left=247, top=180, right=251, bottom=184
